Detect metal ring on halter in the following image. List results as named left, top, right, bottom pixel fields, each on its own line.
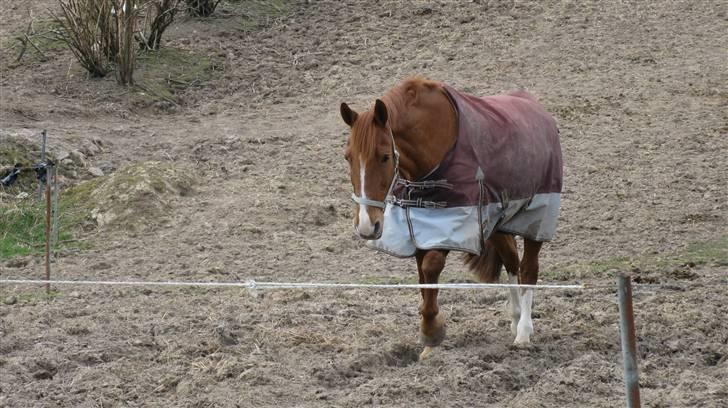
left=350, top=128, right=400, bottom=209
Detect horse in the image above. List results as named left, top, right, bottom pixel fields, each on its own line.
left=340, top=77, right=563, bottom=359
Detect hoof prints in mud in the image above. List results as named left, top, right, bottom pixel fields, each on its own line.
left=383, top=343, right=420, bottom=367
left=313, top=343, right=420, bottom=387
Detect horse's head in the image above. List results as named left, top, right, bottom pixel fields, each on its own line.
left=340, top=99, right=397, bottom=240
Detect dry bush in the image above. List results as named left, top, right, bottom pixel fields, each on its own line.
left=139, top=0, right=180, bottom=50
left=111, top=0, right=139, bottom=85
left=53, top=0, right=116, bottom=77
left=185, top=0, right=222, bottom=17
left=54, top=0, right=182, bottom=85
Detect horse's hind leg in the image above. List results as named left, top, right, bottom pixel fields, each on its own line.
left=514, top=238, right=543, bottom=345
left=489, top=233, right=521, bottom=335
left=416, top=249, right=448, bottom=359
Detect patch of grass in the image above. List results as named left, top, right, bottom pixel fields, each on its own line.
left=132, top=48, right=223, bottom=106
left=232, top=0, right=295, bottom=31
left=357, top=275, right=418, bottom=285
left=679, top=236, right=728, bottom=266
left=1, top=163, right=101, bottom=260
left=1, top=289, right=61, bottom=305
left=0, top=194, right=90, bottom=259
left=0, top=202, right=47, bottom=258
left=544, top=235, right=728, bottom=280
left=5, top=19, right=66, bottom=62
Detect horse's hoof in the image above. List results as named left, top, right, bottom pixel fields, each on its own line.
left=513, top=336, right=531, bottom=347
left=420, top=314, right=446, bottom=346
left=419, top=346, right=434, bottom=360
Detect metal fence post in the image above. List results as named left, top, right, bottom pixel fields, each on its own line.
left=45, top=163, right=52, bottom=295
left=618, top=274, right=641, bottom=408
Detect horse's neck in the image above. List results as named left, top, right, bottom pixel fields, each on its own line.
left=391, top=91, right=457, bottom=181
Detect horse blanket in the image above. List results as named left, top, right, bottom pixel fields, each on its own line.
left=368, top=85, right=563, bottom=257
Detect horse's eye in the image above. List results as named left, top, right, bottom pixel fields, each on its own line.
left=381, top=154, right=390, bottom=163
left=345, top=153, right=352, bottom=163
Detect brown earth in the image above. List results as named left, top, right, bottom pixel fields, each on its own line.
left=1, top=1, right=727, bottom=407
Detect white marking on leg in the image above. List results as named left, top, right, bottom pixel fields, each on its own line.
left=514, top=288, right=534, bottom=345
left=357, top=160, right=375, bottom=236
left=507, top=274, right=521, bottom=336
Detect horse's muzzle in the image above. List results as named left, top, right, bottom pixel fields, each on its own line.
left=356, top=221, right=382, bottom=240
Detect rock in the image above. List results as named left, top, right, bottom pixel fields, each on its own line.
left=91, top=261, right=112, bottom=270
left=214, top=324, right=239, bottom=346
left=88, top=167, right=104, bottom=177
left=97, top=162, right=115, bottom=174
left=32, top=370, right=54, bottom=380
left=3, top=296, right=17, bottom=305
left=70, top=150, right=87, bottom=167
left=81, top=141, right=102, bottom=157
left=70, top=150, right=86, bottom=160
left=6, top=257, right=28, bottom=268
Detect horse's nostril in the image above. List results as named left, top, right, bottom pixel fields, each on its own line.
left=373, top=221, right=381, bottom=235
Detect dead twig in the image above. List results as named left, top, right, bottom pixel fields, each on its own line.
left=134, top=83, right=179, bottom=105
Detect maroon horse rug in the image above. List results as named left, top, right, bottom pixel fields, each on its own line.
left=369, top=85, right=563, bottom=257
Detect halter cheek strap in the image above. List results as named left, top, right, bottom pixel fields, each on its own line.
left=351, top=129, right=400, bottom=210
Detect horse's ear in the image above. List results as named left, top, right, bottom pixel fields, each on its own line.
left=373, top=99, right=388, bottom=128
left=340, top=103, right=358, bottom=127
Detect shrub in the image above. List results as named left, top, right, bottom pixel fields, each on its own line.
left=111, top=0, right=139, bottom=85
left=53, top=0, right=117, bottom=77
left=139, top=0, right=180, bottom=50
left=185, top=0, right=222, bottom=17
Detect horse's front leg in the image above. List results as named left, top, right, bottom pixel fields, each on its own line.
left=416, top=249, right=448, bottom=359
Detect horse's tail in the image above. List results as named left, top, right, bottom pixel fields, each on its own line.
left=463, top=239, right=503, bottom=283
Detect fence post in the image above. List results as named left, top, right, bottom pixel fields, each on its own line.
left=37, top=129, right=47, bottom=201
left=45, top=163, right=53, bottom=295
left=617, top=274, right=641, bottom=408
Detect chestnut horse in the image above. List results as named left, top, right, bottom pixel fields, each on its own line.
left=340, top=77, right=561, bottom=358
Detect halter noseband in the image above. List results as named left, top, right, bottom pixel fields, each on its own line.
left=351, top=128, right=400, bottom=210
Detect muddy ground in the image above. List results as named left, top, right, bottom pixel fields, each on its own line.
left=1, top=1, right=727, bottom=407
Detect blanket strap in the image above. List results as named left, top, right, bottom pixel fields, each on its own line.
left=476, top=167, right=485, bottom=251
left=397, top=178, right=454, bottom=190
left=392, top=197, right=447, bottom=209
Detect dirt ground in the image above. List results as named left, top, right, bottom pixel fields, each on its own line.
left=1, top=1, right=727, bottom=407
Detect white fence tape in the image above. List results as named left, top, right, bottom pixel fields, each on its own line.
left=0, top=279, right=583, bottom=290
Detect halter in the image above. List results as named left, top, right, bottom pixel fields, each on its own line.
left=350, top=128, right=400, bottom=209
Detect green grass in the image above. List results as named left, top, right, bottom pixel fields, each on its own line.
left=680, top=236, right=728, bottom=266
left=5, top=19, right=66, bottom=62
left=1, top=289, right=61, bottom=305
left=0, top=200, right=86, bottom=260
left=0, top=203, right=48, bottom=258
left=232, top=0, right=295, bottom=31
left=544, top=235, right=728, bottom=280
left=132, top=48, right=223, bottom=105
left=0, top=190, right=94, bottom=260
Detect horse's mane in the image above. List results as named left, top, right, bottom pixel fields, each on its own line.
left=351, top=76, right=440, bottom=158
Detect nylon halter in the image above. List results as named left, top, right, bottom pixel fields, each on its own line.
left=350, top=128, right=400, bottom=209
